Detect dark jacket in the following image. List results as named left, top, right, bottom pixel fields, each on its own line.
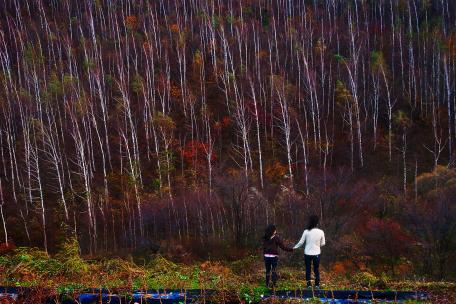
left=263, top=234, right=293, bottom=255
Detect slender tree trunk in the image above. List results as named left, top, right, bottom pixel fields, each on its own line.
left=0, top=178, right=8, bottom=245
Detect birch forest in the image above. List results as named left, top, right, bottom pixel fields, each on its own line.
left=0, top=0, right=455, bottom=279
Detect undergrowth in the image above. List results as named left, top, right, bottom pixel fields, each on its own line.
left=0, top=239, right=453, bottom=303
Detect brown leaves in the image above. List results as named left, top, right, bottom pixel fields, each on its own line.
left=447, top=31, right=456, bottom=59
left=200, top=261, right=231, bottom=275
left=265, top=162, right=287, bottom=183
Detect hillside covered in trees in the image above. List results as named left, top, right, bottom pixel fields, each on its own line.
left=0, top=0, right=455, bottom=281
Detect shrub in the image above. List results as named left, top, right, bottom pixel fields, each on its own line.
left=9, top=247, right=63, bottom=281
left=353, top=271, right=379, bottom=288
left=56, top=237, right=89, bottom=276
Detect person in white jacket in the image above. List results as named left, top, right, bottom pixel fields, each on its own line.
left=293, top=215, right=325, bottom=288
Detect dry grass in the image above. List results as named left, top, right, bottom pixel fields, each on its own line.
left=0, top=244, right=454, bottom=303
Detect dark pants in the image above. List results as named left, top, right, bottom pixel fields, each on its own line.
left=305, top=254, right=320, bottom=287
left=264, top=256, right=278, bottom=287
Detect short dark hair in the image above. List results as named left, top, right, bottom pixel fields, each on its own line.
left=263, top=224, right=277, bottom=241
left=307, top=215, right=319, bottom=230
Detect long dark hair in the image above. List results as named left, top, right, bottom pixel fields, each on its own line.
left=307, top=215, right=319, bottom=230
left=263, top=224, right=277, bottom=241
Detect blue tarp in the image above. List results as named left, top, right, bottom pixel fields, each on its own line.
left=0, top=287, right=428, bottom=303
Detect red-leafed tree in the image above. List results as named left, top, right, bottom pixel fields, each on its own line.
left=361, top=218, right=412, bottom=275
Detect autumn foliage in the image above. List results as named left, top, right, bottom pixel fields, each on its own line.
left=0, top=0, right=455, bottom=281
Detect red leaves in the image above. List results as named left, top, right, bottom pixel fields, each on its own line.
left=222, top=116, right=231, bottom=127
left=181, top=140, right=216, bottom=165
left=361, top=218, right=413, bottom=273
left=363, top=218, right=413, bottom=249
left=364, top=218, right=409, bottom=241
left=0, top=242, right=16, bottom=254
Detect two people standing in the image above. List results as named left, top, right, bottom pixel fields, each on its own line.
left=262, top=215, right=325, bottom=289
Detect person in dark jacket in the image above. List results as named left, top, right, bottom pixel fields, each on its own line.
left=262, top=224, right=294, bottom=288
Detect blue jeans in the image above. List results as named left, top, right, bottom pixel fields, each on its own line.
left=305, top=254, right=320, bottom=286
left=264, top=256, right=278, bottom=287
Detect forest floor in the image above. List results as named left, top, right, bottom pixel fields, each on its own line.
left=0, top=245, right=454, bottom=303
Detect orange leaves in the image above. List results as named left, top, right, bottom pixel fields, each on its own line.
left=170, top=23, right=180, bottom=33
left=265, top=161, right=287, bottom=183
left=258, top=50, right=269, bottom=59
left=213, top=116, right=231, bottom=131
left=125, top=15, right=137, bottom=31
left=170, top=84, right=181, bottom=99
left=332, top=261, right=348, bottom=275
